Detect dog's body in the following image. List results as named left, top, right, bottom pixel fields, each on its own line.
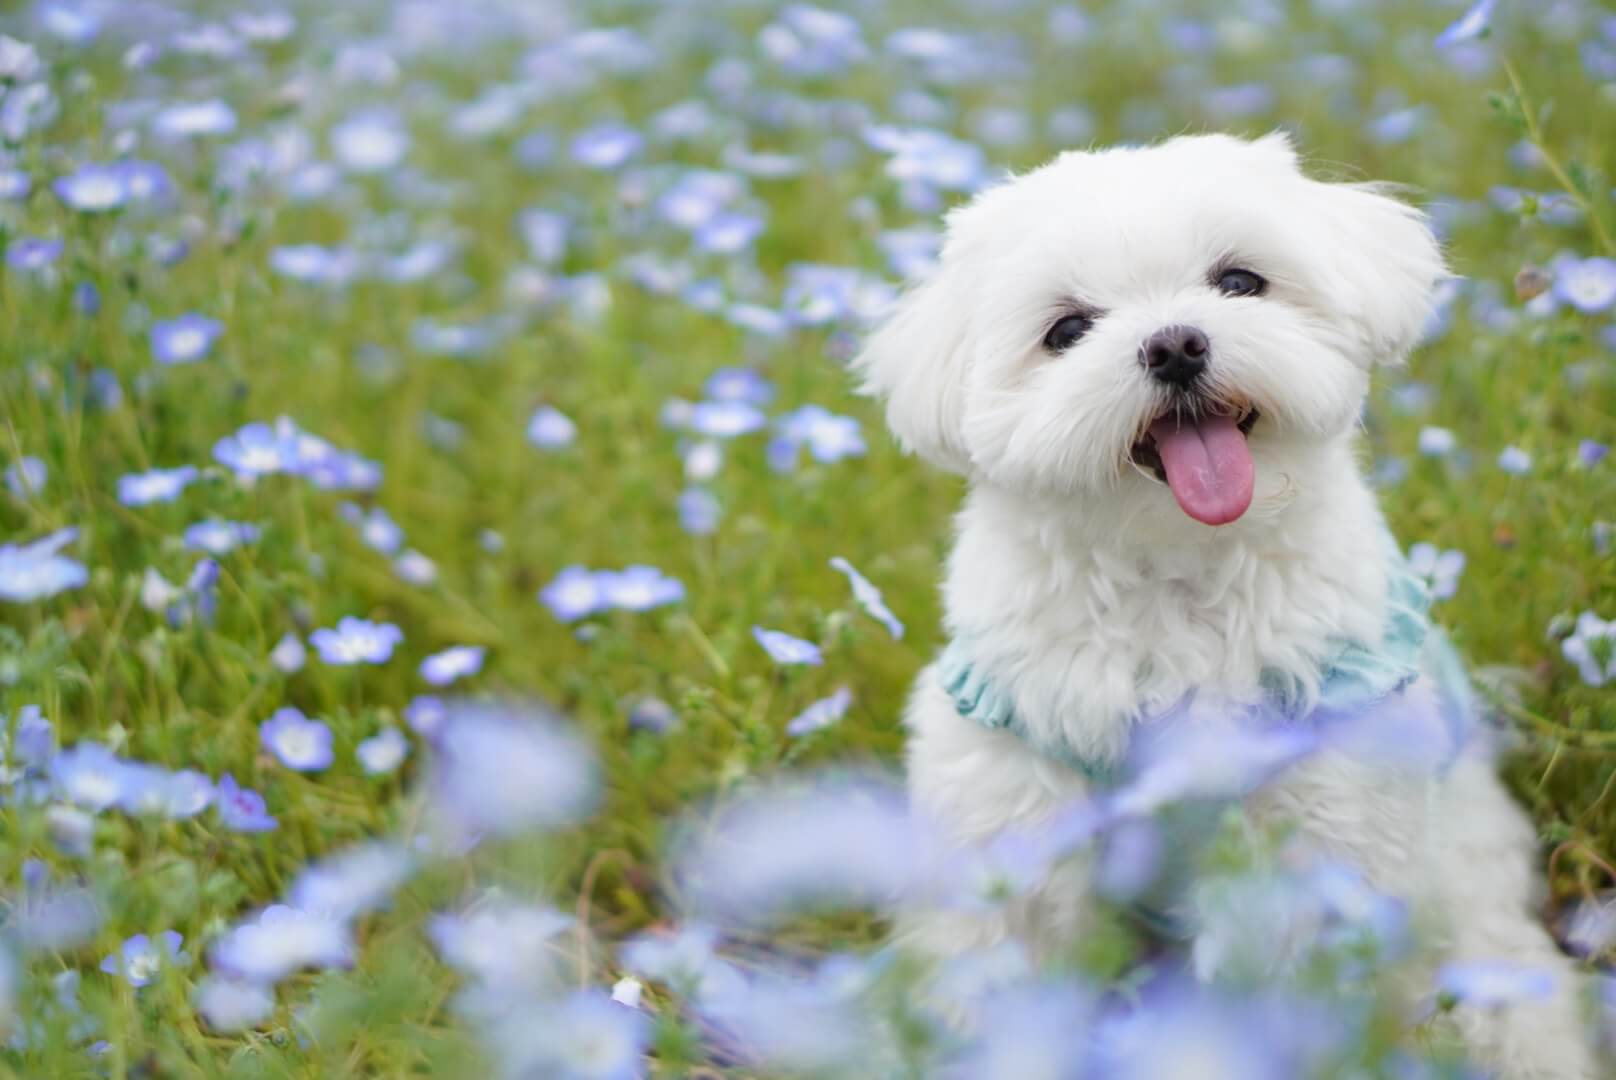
left=857, top=134, right=1595, bottom=1077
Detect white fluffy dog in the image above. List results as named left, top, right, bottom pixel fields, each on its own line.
left=856, top=133, right=1597, bottom=1078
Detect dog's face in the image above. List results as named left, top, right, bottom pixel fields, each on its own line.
left=856, top=133, right=1445, bottom=527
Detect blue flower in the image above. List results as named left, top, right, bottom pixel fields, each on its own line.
left=752, top=626, right=823, bottom=666
left=100, top=931, right=186, bottom=988
left=269, top=244, right=359, bottom=285
left=695, top=210, right=765, bottom=254
left=429, top=897, right=575, bottom=989
left=152, top=99, right=237, bottom=139
left=540, top=565, right=610, bottom=621
left=331, top=108, right=410, bottom=173
left=420, top=645, right=486, bottom=687
left=213, top=420, right=298, bottom=477
left=786, top=687, right=853, bottom=737
left=288, top=843, right=414, bottom=919
left=1407, top=543, right=1465, bottom=600
left=1435, top=0, right=1496, bottom=48
left=210, top=904, right=353, bottom=984
left=1437, top=961, right=1556, bottom=1006
left=214, top=774, right=277, bottom=832
left=269, top=633, right=305, bottom=674
left=599, top=566, right=686, bottom=612
left=183, top=520, right=260, bottom=555
left=1553, top=256, right=1616, bottom=313
left=310, top=617, right=403, bottom=665
left=678, top=488, right=721, bottom=535
left=52, top=164, right=129, bottom=212
left=527, top=405, right=577, bottom=449
left=356, top=727, right=409, bottom=775
left=0, top=528, right=87, bottom=602
left=773, top=406, right=866, bottom=466
left=1562, top=611, right=1615, bottom=687
left=338, top=503, right=404, bottom=554
left=703, top=367, right=773, bottom=406
left=117, top=465, right=198, bottom=506
left=428, top=702, right=598, bottom=837
left=4, top=455, right=46, bottom=496
left=828, top=557, right=904, bottom=638
left=570, top=123, right=643, bottom=169
left=1496, top=446, right=1532, bottom=475
left=151, top=314, right=223, bottom=365
left=760, top=5, right=867, bottom=77
left=1417, top=426, right=1456, bottom=456
left=517, top=208, right=570, bottom=264
left=1580, top=439, right=1610, bottom=468
left=489, top=989, right=650, bottom=1080
left=405, top=695, right=449, bottom=738
left=7, top=237, right=62, bottom=271
left=194, top=976, right=274, bottom=1032
left=259, top=708, right=333, bottom=772
left=51, top=743, right=130, bottom=811
left=687, top=400, right=767, bottom=438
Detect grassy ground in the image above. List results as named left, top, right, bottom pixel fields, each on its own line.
left=0, top=0, right=1613, bottom=1075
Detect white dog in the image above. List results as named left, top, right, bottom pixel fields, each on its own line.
left=855, top=133, right=1596, bottom=1078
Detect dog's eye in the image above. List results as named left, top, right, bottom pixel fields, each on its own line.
left=1043, top=313, right=1094, bottom=352
left=1215, top=268, right=1267, bottom=297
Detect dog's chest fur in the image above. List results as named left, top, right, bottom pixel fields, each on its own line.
left=941, top=452, right=1391, bottom=762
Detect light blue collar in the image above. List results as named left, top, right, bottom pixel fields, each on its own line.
left=936, top=525, right=1472, bottom=786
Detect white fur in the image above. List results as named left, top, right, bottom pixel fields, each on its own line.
left=858, top=134, right=1597, bottom=1078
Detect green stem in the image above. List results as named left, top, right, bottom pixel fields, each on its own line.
left=1500, top=54, right=1616, bottom=257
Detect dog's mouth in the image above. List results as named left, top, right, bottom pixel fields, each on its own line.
left=1130, top=404, right=1260, bottom=526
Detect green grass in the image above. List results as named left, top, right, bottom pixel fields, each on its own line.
left=0, top=0, right=1613, bottom=1075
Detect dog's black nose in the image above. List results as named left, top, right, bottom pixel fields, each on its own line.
left=1140, top=325, right=1210, bottom=386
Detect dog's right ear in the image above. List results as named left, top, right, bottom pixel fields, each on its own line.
left=853, top=187, right=1013, bottom=474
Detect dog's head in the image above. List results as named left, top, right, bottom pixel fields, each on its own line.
left=854, top=133, right=1444, bottom=527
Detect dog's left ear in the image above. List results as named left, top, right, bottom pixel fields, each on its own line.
left=1305, top=178, right=1447, bottom=366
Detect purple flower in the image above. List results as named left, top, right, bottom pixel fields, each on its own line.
left=356, top=727, right=409, bottom=775
left=211, top=904, right=353, bottom=983
left=182, top=520, right=260, bottom=555
left=1554, top=257, right=1616, bottom=314
left=117, top=465, right=198, bottom=506
left=194, top=975, right=275, bottom=1032
left=52, top=164, right=129, bottom=212
left=405, top=695, right=449, bottom=738
left=540, top=565, right=610, bottom=621
left=288, top=843, right=414, bottom=919
left=0, top=528, right=87, bottom=602
left=339, top=504, right=403, bottom=554
left=1580, top=439, right=1610, bottom=467
left=526, top=405, right=577, bottom=449
left=1110, top=713, right=1318, bottom=819
left=773, top=406, right=865, bottom=466
left=828, top=556, right=904, bottom=638
left=678, top=487, right=721, bottom=535
left=570, top=123, right=643, bottom=170
left=259, top=708, right=333, bottom=772
left=753, top=626, right=823, bottom=666
left=420, top=645, right=486, bottom=687
left=428, top=702, right=598, bottom=837
left=7, top=237, right=62, bottom=271
left=100, top=931, right=186, bottom=987
left=309, top=617, right=403, bottom=665
left=1437, top=961, right=1556, bottom=1006
left=599, top=566, right=685, bottom=612
left=4, top=456, right=46, bottom=496
left=51, top=743, right=130, bottom=811
left=215, top=774, right=277, bottom=832
left=1435, top=0, right=1496, bottom=48
left=786, top=687, right=853, bottom=736
left=151, top=314, right=223, bottom=365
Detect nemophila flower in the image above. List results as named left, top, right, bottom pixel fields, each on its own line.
left=46, top=803, right=93, bottom=857
left=1581, top=440, right=1610, bottom=468
left=760, top=5, right=867, bottom=76
left=420, top=645, right=485, bottom=686
left=183, top=520, right=260, bottom=555
left=214, top=774, right=277, bottom=832
left=1367, top=106, right=1427, bottom=146
left=726, top=302, right=791, bottom=338
left=526, top=405, right=577, bottom=449
left=485, top=988, right=651, bottom=1080
left=1436, top=0, right=1496, bottom=47
left=0, top=35, right=41, bottom=80
left=570, top=122, right=643, bottom=169
left=684, top=440, right=723, bottom=481
left=7, top=237, right=62, bottom=271
left=194, top=975, right=275, bottom=1032
left=429, top=703, right=598, bottom=836
left=269, top=632, right=305, bottom=674
left=152, top=99, right=237, bottom=139
left=153, top=769, right=213, bottom=819
left=771, top=406, right=866, bottom=467
left=5, top=456, right=46, bottom=496
left=1437, top=961, right=1555, bottom=1007
left=288, top=843, right=414, bottom=919
left=688, top=400, right=767, bottom=438
left=233, top=10, right=296, bottom=41
left=540, top=565, right=609, bottom=621
left=213, top=420, right=296, bottom=477
left=269, top=243, right=360, bottom=285
left=678, top=487, right=721, bottom=535
left=877, top=227, right=941, bottom=279
left=611, top=976, right=643, bottom=1008
left=100, top=932, right=186, bottom=987
left=357, top=727, right=409, bottom=775
left=0, top=168, right=31, bottom=200
left=331, top=108, right=410, bottom=173
left=13, top=879, right=101, bottom=953
left=1407, top=543, right=1465, bottom=601
left=704, top=367, right=773, bottom=406
left=211, top=905, right=353, bottom=984
left=394, top=550, right=437, bottom=586
left=827, top=556, right=904, bottom=638
left=310, top=617, right=402, bottom=665
left=517, top=208, right=569, bottom=264
left=658, top=171, right=746, bottom=230
left=599, top=566, right=685, bottom=612
left=260, top=708, right=333, bottom=772
left=151, top=314, right=222, bottom=365
left=786, top=687, right=853, bottom=737
left=1417, top=426, right=1456, bottom=456
left=430, top=898, right=575, bottom=993
left=1110, top=713, right=1318, bottom=819
left=1564, top=898, right=1616, bottom=957
left=117, top=464, right=198, bottom=506
left=864, top=125, right=987, bottom=192
left=405, top=695, right=449, bottom=738
left=753, top=626, right=823, bottom=666
left=53, top=163, right=129, bottom=212
left=338, top=503, right=403, bottom=554
left=1497, top=446, right=1532, bottom=474
left=1553, top=257, right=1616, bottom=313
left=51, top=743, right=129, bottom=811
left=0, top=528, right=87, bottom=602
left=1562, top=612, right=1616, bottom=687
left=676, top=776, right=945, bottom=927
left=695, top=211, right=765, bottom=255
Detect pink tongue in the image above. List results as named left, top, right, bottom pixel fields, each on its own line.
left=1148, top=413, right=1254, bottom=526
